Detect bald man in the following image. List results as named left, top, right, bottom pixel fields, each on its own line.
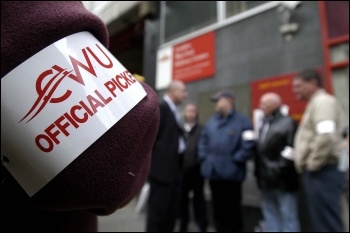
left=255, top=92, right=301, bottom=232
left=146, top=80, right=188, bottom=232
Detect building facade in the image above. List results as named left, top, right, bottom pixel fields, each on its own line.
left=83, top=1, right=349, bottom=231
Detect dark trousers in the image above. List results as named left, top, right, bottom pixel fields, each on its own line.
left=209, top=180, right=243, bottom=232
left=179, top=166, right=208, bottom=232
left=302, top=164, right=345, bottom=232
left=146, top=179, right=181, bottom=232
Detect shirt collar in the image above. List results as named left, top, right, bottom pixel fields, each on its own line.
left=263, top=107, right=281, bottom=123
left=310, top=88, right=326, bottom=101
left=163, top=94, right=177, bottom=113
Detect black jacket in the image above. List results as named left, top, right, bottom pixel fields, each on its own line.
left=182, top=123, right=203, bottom=173
left=255, top=109, right=299, bottom=191
left=149, top=100, right=184, bottom=184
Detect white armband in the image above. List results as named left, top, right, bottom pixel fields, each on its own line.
left=316, top=120, right=336, bottom=134
left=1, top=32, right=146, bottom=197
left=242, top=130, right=255, bottom=141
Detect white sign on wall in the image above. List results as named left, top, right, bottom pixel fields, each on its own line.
left=156, top=46, right=173, bottom=90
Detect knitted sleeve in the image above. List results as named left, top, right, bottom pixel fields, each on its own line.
left=1, top=1, right=160, bottom=215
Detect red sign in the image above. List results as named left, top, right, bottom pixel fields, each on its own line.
left=172, top=31, right=215, bottom=83
left=251, top=73, right=307, bottom=122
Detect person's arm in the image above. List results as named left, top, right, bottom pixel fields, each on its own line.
left=274, top=118, right=298, bottom=174
left=233, top=117, right=256, bottom=163
left=198, top=125, right=210, bottom=161
left=307, top=97, right=340, bottom=171
left=1, top=1, right=160, bottom=216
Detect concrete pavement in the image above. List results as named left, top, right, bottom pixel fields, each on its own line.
left=98, top=198, right=145, bottom=232
left=97, top=196, right=216, bottom=232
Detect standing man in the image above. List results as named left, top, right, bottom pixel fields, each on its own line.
left=179, top=103, right=208, bottom=232
left=293, top=68, right=346, bottom=232
left=255, top=92, right=300, bottom=232
left=198, top=90, right=256, bottom=232
left=146, top=80, right=188, bottom=232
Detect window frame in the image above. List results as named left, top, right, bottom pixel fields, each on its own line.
left=159, top=1, right=280, bottom=48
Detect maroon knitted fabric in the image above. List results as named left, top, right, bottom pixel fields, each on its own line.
left=1, top=1, right=159, bottom=231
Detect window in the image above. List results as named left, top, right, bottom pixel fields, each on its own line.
left=330, top=43, right=349, bottom=64
left=326, top=1, right=349, bottom=39
left=332, top=68, right=349, bottom=124
left=319, top=1, right=349, bottom=124
left=164, top=1, right=217, bottom=42
left=161, top=1, right=273, bottom=44
left=226, top=1, right=267, bottom=18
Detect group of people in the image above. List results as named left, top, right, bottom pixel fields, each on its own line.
left=146, top=68, right=348, bottom=232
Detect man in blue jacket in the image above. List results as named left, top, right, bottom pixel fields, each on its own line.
left=198, top=90, right=256, bottom=232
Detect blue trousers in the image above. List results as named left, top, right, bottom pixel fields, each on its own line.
left=261, top=189, right=301, bottom=232
left=302, top=164, right=345, bottom=232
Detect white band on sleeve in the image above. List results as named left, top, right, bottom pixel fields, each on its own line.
left=1, top=32, right=146, bottom=197
left=242, top=130, right=255, bottom=141
left=316, top=120, right=336, bottom=134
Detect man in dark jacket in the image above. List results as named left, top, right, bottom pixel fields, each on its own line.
left=198, top=90, right=255, bottom=232
left=146, top=80, right=188, bottom=232
left=179, top=103, right=208, bottom=232
left=255, top=92, right=300, bottom=232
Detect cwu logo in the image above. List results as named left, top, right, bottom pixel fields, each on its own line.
left=19, top=44, right=113, bottom=123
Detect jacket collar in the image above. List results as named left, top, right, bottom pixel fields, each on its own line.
left=263, top=108, right=282, bottom=123
left=216, top=108, right=235, bottom=119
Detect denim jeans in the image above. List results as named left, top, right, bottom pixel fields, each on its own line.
left=261, top=189, right=301, bottom=232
